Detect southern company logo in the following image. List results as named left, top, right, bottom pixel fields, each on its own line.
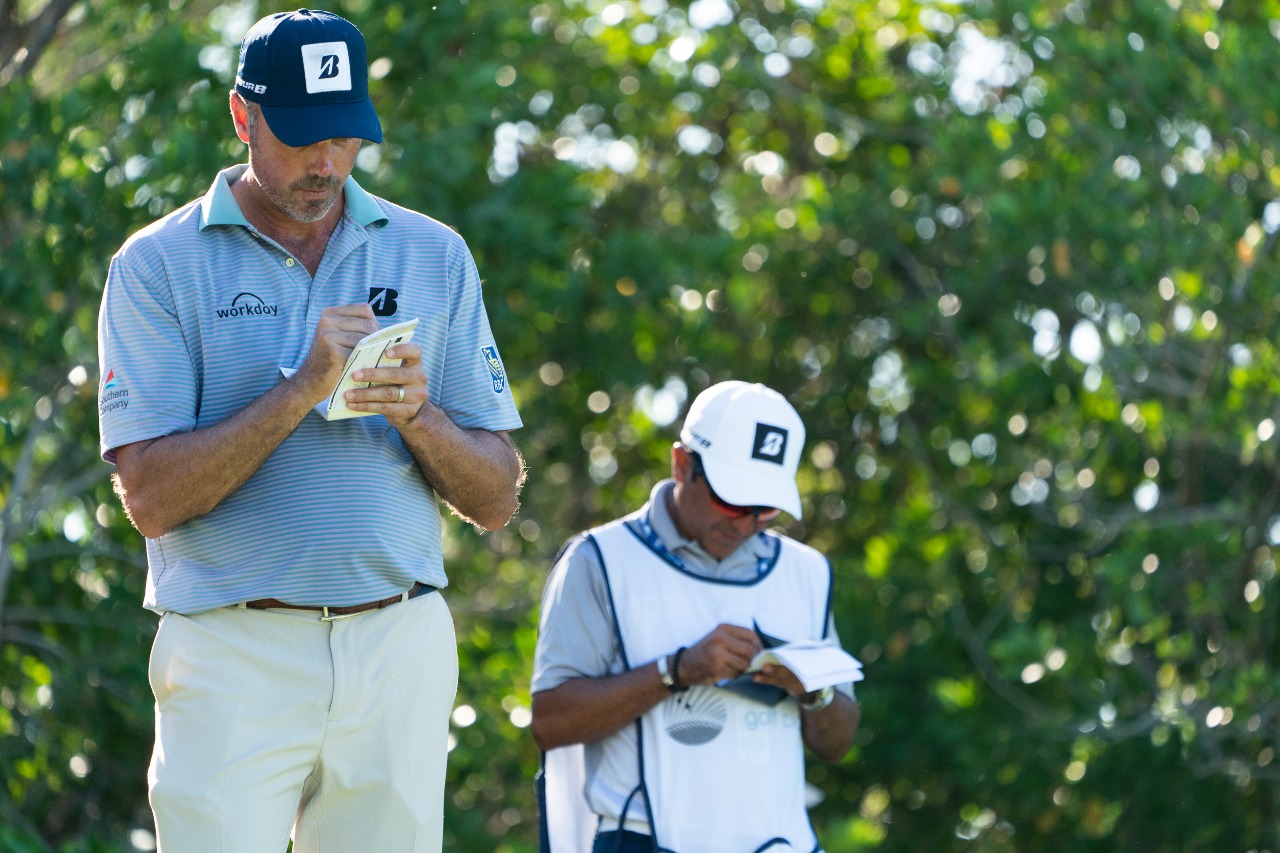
left=99, top=370, right=129, bottom=415
left=216, top=292, right=280, bottom=319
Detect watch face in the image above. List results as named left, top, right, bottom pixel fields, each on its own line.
left=802, top=686, right=835, bottom=711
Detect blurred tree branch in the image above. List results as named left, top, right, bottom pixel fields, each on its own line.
left=0, top=382, right=101, bottom=629
left=0, top=0, right=79, bottom=88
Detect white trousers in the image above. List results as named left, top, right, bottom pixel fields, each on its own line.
left=147, top=590, right=458, bottom=853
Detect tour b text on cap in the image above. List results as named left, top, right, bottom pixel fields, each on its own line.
left=235, top=8, right=383, bottom=147
left=679, top=381, right=806, bottom=519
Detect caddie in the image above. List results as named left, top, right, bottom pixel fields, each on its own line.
left=531, top=381, right=861, bottom=852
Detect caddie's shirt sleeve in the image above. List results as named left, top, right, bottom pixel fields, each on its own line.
left=824, top=614, right=857, bottom=700
left=532, top=536, right=622, bottom=693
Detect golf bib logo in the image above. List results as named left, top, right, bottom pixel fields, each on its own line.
left=482, top=346, right=506, bottom=393
left=663, top=688, right=727, bottom=746
left=751, top=423, right=788, bottom=464
left=301, top=42, right=352, bottom=93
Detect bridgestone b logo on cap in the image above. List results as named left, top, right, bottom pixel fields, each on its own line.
left=752, top=423, right=788, bottom=464
left=301, top=42, right=352, bottom=93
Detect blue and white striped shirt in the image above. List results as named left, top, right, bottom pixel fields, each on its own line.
left=97, top=165, right=522, bottom=614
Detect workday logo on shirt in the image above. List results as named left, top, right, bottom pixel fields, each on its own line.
left=216, top=292, right=280, bottom=319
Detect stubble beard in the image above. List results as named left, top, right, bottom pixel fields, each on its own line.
left=259, top=177, right=342, bottom=224
left=245, top=107, right=342, bottom=224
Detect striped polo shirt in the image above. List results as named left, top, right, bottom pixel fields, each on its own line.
left=97, top=164, right=522, bottom=614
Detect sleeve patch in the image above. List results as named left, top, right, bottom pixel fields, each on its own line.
left=481, top=346, right=507, bottom=393
left=100, top=369, right=131, bottom=415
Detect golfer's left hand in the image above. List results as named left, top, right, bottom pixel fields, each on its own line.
left=347, top=343, right=427, bottom=426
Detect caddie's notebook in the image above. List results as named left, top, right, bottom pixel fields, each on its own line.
left=745, top=640, right=864, bottom=693
left=721, top=638, right=864, bottom=705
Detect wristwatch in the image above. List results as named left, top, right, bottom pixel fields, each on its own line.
left=798, top=685, right=836, bottom=712
left=656, top=653, right=679, bottom=692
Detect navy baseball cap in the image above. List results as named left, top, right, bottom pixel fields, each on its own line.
left=234, top=9, right=382, bottom=147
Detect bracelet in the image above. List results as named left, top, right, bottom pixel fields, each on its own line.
left=798, top=685, right=835, bottom=712
left=670, top=646, right=688, bottom=691
left=656, top=653, right=678, bottom=691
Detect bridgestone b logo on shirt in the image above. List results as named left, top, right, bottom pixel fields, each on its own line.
left=368, top=287, right=399, bottom=316
left=216, top=292, right=280, bottom=319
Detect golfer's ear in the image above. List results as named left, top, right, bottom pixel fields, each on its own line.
left=229, top=92, right=251, bottom=144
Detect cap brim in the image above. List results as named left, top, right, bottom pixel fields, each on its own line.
left=259, top=98, right=383, bottom=147
left=700, top=453, right=803, bottom=520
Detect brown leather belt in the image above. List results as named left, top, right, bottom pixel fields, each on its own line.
left=241, top=582, right=435, bottom=621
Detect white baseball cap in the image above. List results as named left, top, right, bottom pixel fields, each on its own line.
left=679, top=381, right=805, bottom=519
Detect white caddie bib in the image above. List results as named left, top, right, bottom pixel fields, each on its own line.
left=592, top=517, right=833, bottom=853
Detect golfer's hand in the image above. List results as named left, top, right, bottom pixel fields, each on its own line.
left=294, top=304, right=379, bottom=402
left=347, top=342, right=428, bottom=426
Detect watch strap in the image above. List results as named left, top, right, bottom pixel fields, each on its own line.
left=656, top=653, right=678, bottom=691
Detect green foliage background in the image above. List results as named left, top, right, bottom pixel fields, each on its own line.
left=4, top=0, right=1280, bottom=850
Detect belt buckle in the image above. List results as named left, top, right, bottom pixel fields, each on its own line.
left=320, top=606, right=360, bottom=622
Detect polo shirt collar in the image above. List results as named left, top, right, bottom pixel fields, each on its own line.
left=646, top=479, right=773, bottom=571
left=198, top=164, right=388, bottom=230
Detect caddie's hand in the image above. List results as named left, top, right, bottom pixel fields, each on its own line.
left=346, top=341, right=428, bottom=427
left=751, top=662, right=808, bottom=701
left=294, top=304, right=379, bottom=402
left=675, top=624, right=762, bottom=687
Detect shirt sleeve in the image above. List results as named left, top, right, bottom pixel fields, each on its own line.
left=531, top=535, right=622, bottom=694
left=437, top=236, right=521, bottom=432
left=97, top=250, right=199, bottom=463
left=823, top=614, right=858, bottom=700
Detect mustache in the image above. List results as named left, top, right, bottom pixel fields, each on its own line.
left=290, top=177, right=341, bottom=192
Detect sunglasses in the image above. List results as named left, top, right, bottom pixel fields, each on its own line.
left=686, top=450, right=782, bottom=521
